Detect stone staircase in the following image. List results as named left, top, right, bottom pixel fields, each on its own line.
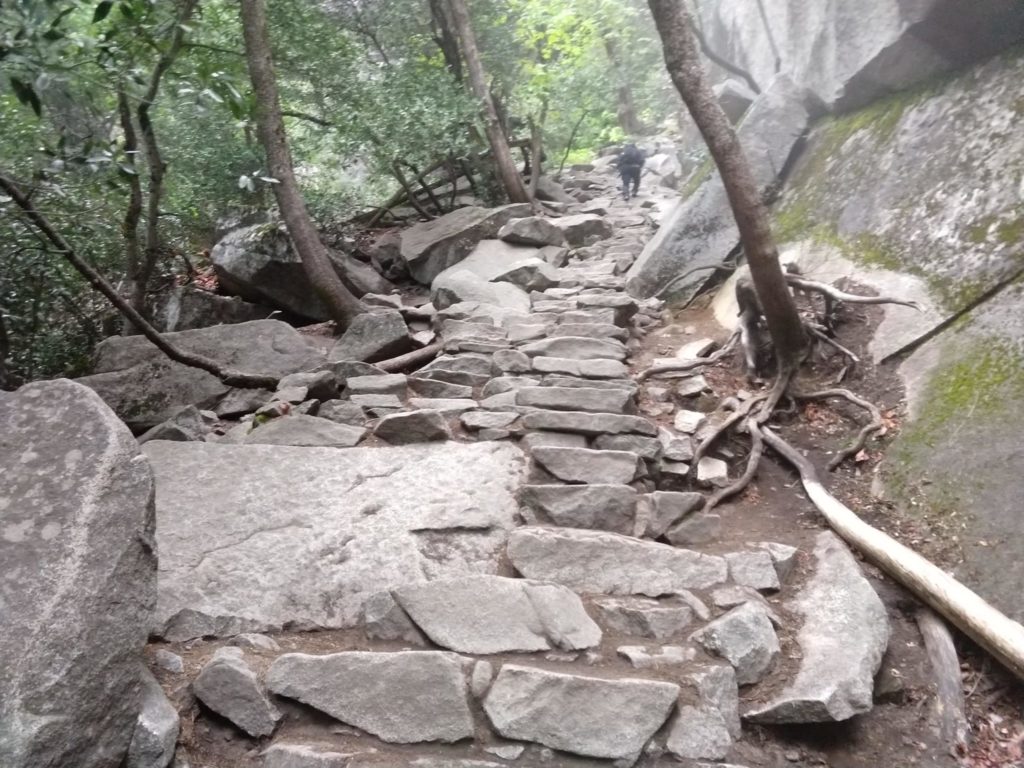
left=142, top=164, right=890, bottom=768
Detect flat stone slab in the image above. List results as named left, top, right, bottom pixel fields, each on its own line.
left=392, top=575, right=601, bottom=654
left=591, top=596, right=695, bottom=640
left=532, top=447, right=642, bottom=484
left=521, top=410, right=657, bottom=436
left=193, top=648, right=280, bottom=738
left=516, top=386, right=632, bottom=414
left=531, top=357, right=629, bottom=378
left=508, top=527, right=728, bottom=595
left=245, top=415, right=367, bottom=448
left=745, top=532, right=889, bottom=723
left=519, top=336, right=627, bottom=360
left=483, top=665, right=679, bottom=760
left=143, top=441, right=525, bottom=637
left=267, top=652, right=473, bottom=743
left=520, top=484, right=637, bottom=534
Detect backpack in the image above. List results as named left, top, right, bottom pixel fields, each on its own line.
left=619, top=144, right=644, bottom=168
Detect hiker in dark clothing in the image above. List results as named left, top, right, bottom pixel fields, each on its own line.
left=615, top=142, right=645, bottom=201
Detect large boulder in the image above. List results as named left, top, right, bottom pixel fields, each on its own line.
left=143, top=441, right=525, bottom=638
left=433, top=239, right=558, bottom=293
left=75, top=320, right=324, bottom=429
left=695, top=0, right=1024, bottom=111
left=745, top=532, right=889, bottom=723
left=153, top=286, right=272, bottom=332
left=211, top=223, right=393, bottom=320
left=0, top=380, right=156, bottom=768
left=328, top=309, right=412, bottom=363
left=627, top=75, right=813, bottom=300
left=431, top=270, right=531, bottom=313
left=400, top=204, right=532, bottom=284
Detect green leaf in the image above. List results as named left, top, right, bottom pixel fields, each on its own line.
left=92, top=1, right=114, bottom=23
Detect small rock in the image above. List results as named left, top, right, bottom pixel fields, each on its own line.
left=691, top=602, right=780, bottom=685
left=316, top=400, right=366, bottom=426
left=460, top=411, right=519, bottom=431
left=261, top=744, right=360, bottom=768
left=674, top=409, right=707, bottom=434
left=675, top=375, right=710, bottom=398
left=676, top=338, right=715, bottom=360
left=329, top=310, right=411, bottom=363
left=408, top=376, right=474, bottom=399
left=753, top=541, right=799, bottom=582
left=520, top=484, right=637, bottom=535
left=697, top=457, right=729, bottom=487
left=659, top=427, right=694, bottom=461
left=591, top=596, right=694, bottom=640
left=617, top=645, right=696, bottom=669
left=277, top=370, right=338, bottom=401
left=725, top=550, right=781, bottom=591
left=374, top=410, right=452, bottom=444
left=471, top=660, right=495, bottom=698
left=665, top=705, right=733, bottom=761
left=192, top=648, right=280, bottom=738
left=362, top=591, right=427, bottom=646
left=346, top=373, right=408, bottom=397
left=638, top=491, right=704, bottom=539
left=229, top=633, right=281, bottom=652
left=153, top=649, right=184, bottom=675
left=666, top=511, right=722, bottom=545
left=407, top=397, right=478, bottom=416
left=126, top=669, right=179, bottom=768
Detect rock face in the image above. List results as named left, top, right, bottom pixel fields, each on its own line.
left=0, top=380, right=156, bottom=768
left=211, top=223, right=391, bottom=320
left=143, top=441, right=525, bottom=637
left=401, top=204, right=532, bottom=284
left=695, top=0, right=1024, bottom=111
left=153, top=285, right=271, bottom=332
left=626, top=76, right=813, bottom=300
left=746, top=532, right=889, bottom=722
left=508, top=527, right=728, bottom=594
left=391, top=575, right=601, bottom=653
left=267, top=652, right=474, bottom=743
left=76, top=320, right=325, bottom=429
left=483, top=665, right=679, bottom=760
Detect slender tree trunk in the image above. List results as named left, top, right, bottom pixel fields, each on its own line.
left=603, top=34, right=645, bottom=135
left=0, top=172, right=278, bottom=389
left=527, top=99, right=548, bottom=198
left=648, top=0, right=805, bottom=369
left=239, top=0, right=366, bottom=327
left=446, top=0, right=530, bottom=204
left=117, top=88, right=144, bottom=335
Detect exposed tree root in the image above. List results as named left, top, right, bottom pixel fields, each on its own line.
left=792, top=387, right=884, bottom=470
left=703, top=419, right=764, bottom=512
left=377, top=342, right=443, bottom=373
left=785, top=273, right=922, bottom=311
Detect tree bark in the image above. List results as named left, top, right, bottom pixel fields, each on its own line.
left=527, top=99, right=548, bottom=198
left=446, top=0, right=530, bottom=204
left=648, top=0, right=805, bottom=369
left=428, top=0, right=463, bottom=83
left=239, top=0, right=366, bottom=328
left=117, top=88, right=144, bottom=335
left=603, top=34, right=645, bottom=135
left=0, top=172, right=278, bottom=389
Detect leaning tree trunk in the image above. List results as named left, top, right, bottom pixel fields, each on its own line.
left=648, top=0, right=806, bottom=369
left=446, top=0, right=530, bottom=204
left=239, top=0, right=366, bottom=328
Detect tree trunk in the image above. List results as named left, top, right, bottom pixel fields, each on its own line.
left=527, top=99, right=548, bottom=198
left=647, top=0, right=805, bottom=369
left=428, top=0, right=463, bottom=83
left=603, top=34, right=645, bottom=136
left=0, top=172, right=278, bottom=389
left=239, top=0, right=366, bottom=328
left=446, top=0, right=530, bottom=204
left=117, top=88, right=144, bottom=336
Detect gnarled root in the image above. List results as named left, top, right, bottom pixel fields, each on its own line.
left=785, top=273, right=922, bottom=311
left=792, top=387, right=883, bottom=470
left=703, top=419, right=765, bottom=513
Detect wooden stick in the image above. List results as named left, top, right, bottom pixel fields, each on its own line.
left=916, top=607, right=970, bottom=753
left=761, top=425, right=1024, bottom=681
left=376, top=342, right=443, bottom=373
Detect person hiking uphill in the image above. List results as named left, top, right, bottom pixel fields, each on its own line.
left=615, top=142, right=645, bottom=202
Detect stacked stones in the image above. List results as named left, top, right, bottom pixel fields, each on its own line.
left=133, top=163, right=890, bottom=768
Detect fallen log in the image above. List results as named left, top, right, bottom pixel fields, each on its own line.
left=759, top=424, right=1024, bottom=681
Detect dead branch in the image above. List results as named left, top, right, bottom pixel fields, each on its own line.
left=692, top=392, right=766, bottom=466
left=638, top=330, right=739, bottom=381
left=785, top=274, right=921, bottom=310
left=792, top=387, right=883, bottom=470
left=760, top=424, right=1024, bottom=682
left=0, top=172, right=278, bottom=389
left=376, top=342, right=443, bottom=373
left=916, top=607, right=970, bottom=754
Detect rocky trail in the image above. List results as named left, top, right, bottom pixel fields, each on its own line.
left=7, top=156, right=1013, bottom=768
